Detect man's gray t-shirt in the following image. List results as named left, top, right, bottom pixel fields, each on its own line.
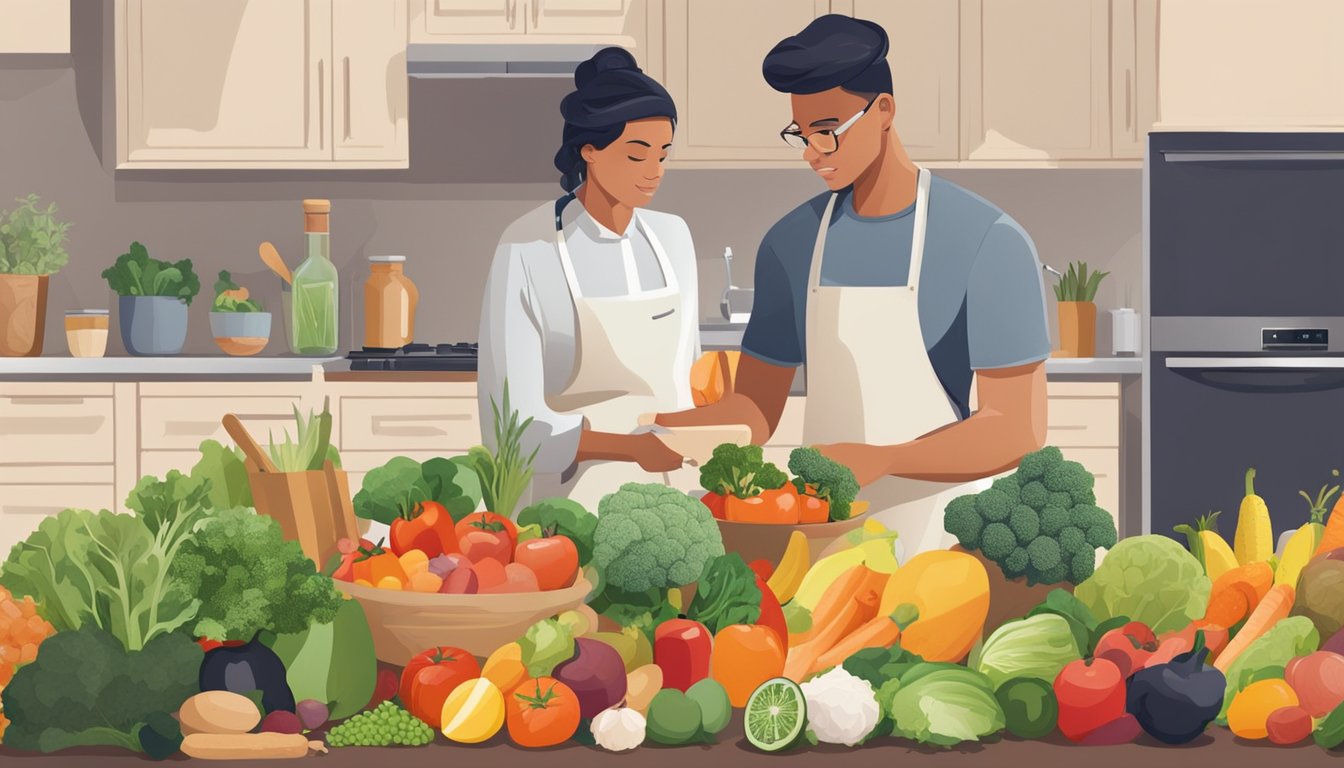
left=740, top=175, right=1051, bottom=420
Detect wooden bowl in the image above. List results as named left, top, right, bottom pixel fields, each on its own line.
left=717, top=501, right=872, bottom=566
left=336, top=577, right=592, bottom=664
left=214, top=336, right=269, bottom=356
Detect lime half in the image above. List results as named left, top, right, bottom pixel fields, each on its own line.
left=744, top=677, right=806, bottom=752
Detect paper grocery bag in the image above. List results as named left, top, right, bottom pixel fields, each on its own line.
left=247, top=458, right=359, bottom=568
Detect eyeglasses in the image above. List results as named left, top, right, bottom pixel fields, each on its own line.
left=780, top=95, right=879, bottom=154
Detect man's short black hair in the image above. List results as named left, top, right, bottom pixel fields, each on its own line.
left=762, top=14, right=892, bottom=96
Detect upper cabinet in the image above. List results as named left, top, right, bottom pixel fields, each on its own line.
left=0, top=0, right=70, bottom=53
left=1158, top=0, right=1344, bottom=129
left=115, top=0, right=407, bottom=169
left=660, top=0, right=831, bottom=167
left=410, top=0, right=641, bottom=44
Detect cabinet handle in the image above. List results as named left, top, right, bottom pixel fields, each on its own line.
left=318, top=58, right=325, bottom=151
left=6, top=397, right=85, bottom=406
left=1125, top=68, right=1133, bottom=135
left=532, top=0, right=541, bottom=28
left=343, top=56, right=352, bottom=142
left=506, top=0, right=516, bottom=28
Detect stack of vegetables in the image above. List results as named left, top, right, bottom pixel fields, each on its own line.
left=698, top=444, right=861, bottom=524
left=944, top=446, right=1118, bottom=586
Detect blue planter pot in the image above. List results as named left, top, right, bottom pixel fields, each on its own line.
left=210, top=311, right=272, bottom=356
left=118, top=295, right=189, bottom=356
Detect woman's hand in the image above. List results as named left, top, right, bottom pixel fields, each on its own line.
left=631, top=431, right=686, bottom=472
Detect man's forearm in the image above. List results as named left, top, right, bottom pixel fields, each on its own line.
left=654, top=393, right=772, bottom=444
left=575, top=430, right=641, bottom=463
left=880, top=410, right=1045, bottom=482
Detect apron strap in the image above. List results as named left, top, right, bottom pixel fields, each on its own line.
left=554, top=194, right=585, bottom=301
left=633, top=210, right=680, bottom=295
left=906, top=167, right=933, bottom=293
left=806, top=194, right=840, bottom=296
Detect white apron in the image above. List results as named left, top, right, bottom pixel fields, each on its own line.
left=803, top=168, right=991, bottom=555
left=529, top=197, right=699, bottom=512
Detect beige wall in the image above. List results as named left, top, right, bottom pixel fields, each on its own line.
left=0, top=1, right=1142, bottom=356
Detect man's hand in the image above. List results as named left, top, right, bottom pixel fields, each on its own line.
left=815, top=443, right=896, bottom=487
left=632, top=432, right=686, bottom=472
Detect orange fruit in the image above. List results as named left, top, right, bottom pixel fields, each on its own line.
left=710, top=624, right=786, bottom=707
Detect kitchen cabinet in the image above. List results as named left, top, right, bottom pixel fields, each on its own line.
left=660, top=0, right=832, bottom=167
left=961, top=0, right=1112, bottom=161
left=418, top=0, right=522, bottom=36
left=832, top=0, right=960, bottom=162
left=1110, top=0, right=1158, bottom=159
left=410, top=0, right=642, bottom=43
left=1158, top=0, right=1344, bottom=129
left=0, top=0, right=70, bottom=53
left=115, top=0, right=408, bottom=169
left=1046, top=381, right=1121, bottom=528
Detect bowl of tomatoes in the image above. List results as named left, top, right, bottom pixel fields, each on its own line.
left=332, top=510, right=592, bottom=664
left=712, top=496, right=871, bottom=567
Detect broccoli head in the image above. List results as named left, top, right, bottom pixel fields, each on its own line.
left=1026, top=536, right=1062, bottom=573
left=1020, top=481, right=1049, bottom=510
left=1043, top=460, right=1096, bottom=507
left=976, top=489, right=1013, bottom=523
left=1039, top=506, right=1070, bottom=537
left=1086, top=520, right=1118, bottom=549
left=595, top=482, right=726, bottom=593
left=1032, top=562, right=1069, bottom=586
left=1002, top=547, right=1030, bottom=578
left=789, top=446, right=860, bottom=521
left=1070, top=504, right=1111, bottom=533
left=991, top=475, right=1021, bottom=504
left=1008, top=506, right=1041, bottom=544
left=944, top=495, right=983, bottom=549
left=1057, top=526, right=1087, bottom=557
left=1016, top=446, right=1063, bottom=482
left=981, top=522, right=1017, bottom=560
left=700, top=443, right=788, bottom=498
left=1048, top=492, right=1074, bottom=510
left=1073, top=488, right=1097, bottom=507
left=1068, top=548, right=1097, bottom=584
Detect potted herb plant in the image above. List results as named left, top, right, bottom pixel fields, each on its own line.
left=210, top=270, right=271, bottom=356
left=0, top=194, right=72, bottom=356
left=1052, top=260, right=1110, bottom=358
left=102, top=241, right=200, bottom=356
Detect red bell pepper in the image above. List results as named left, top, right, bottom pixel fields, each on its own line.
left=755, top=575, right=788, bottom=647
left=654, top=618, right=713, bottom=692
left=748, top=559, right=775, bottom=581
left=724, top=485, right=800, bottom=524
left=701, top=492, right=726, bottom=520
left=389, top=500, right=460, bottom=558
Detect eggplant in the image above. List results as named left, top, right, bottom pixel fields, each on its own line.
left=200, top=638, right=296, bottom=714
left=1125, top=640, right=1225, bottom=745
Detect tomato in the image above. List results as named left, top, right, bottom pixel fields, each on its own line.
left=461, top=530, right=513, bottom=566
left=352, top=540, right=406, bottom=586
left=472, top=558, right=508, bottom=592
left=492, top=563, right=540, bottom=594
left=506, top=677, right=582, bottom=748
left=724, top=486, right=800, bottom=524
left=514, top=536, right=579, bottom=591
left=332, top=537, right=373, bottom=582
left=701, top=492, right=726, bottom=520
left=400, top=646, right=482, bottom=729
left=390, top=501, right=459, bottom=558
left=456, top=512, right=518, bottom=546
left=710, top=624, right=785, bottom=707
left=1054, top=657, right=1126, bottom=743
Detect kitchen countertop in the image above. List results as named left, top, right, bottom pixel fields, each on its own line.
left=0, top=355, right=342, bottom=380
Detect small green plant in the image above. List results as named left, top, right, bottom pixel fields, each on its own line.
left=102, top=241, right=201, bottom=304
left=0, top=194, right=72, bottom=275
left=212, top=270, right=264, bottom=313
left=1052, top=261, right=1110, bottom=302
left=468, top=381, right=539, bottom=520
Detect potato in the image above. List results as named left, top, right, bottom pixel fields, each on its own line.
left=625, top=664, right=663, bottom=714
left=178, top=691, right=262, bottom=736
left=181, top=732, right=311, bottom=760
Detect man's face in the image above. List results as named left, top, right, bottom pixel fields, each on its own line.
left=786, top=88, right=893, bottom=190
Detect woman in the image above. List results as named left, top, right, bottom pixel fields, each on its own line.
left=478, top=47, right=700, bottom=513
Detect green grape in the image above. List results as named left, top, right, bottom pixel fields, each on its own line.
left=325, top=701, right=435, bottom=748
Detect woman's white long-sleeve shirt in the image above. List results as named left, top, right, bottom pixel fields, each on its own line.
left=477, top=199, right=700, bottom=474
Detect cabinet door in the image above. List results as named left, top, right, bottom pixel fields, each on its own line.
left=529, top=0, right=631, bottom=36
left=843, top=0, right=959, bottom=162
left=422, top=0, right=522, bottom=35
left=1111, top=0, right=1158, bottom=158
left=663, top=0, right=831, bottom=165
left=961, top=0, right=1111, bottom=161
left=0, top=0, right=70, bottom=53
left=1159, top=0, right=1344, bottom=128
left=118, top=0, right=332, bottom=167
left=333, top=0, right=409, bottom=165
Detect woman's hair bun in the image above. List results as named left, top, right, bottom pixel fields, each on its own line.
left=574, top=46, right=640, bottom=89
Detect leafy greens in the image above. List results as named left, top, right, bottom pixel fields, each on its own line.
left=101, top=241, right=200, bottom=305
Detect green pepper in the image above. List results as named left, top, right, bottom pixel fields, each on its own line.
left=1316, top=700, right=1344, bottom=750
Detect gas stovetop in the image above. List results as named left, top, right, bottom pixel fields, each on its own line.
left=346, top=343, right=478, bottom=371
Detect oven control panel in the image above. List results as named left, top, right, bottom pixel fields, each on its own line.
left=1263, top=328, right=1328, bottom=350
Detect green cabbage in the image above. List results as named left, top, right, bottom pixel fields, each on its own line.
left=877, top=663, right=1005, bottom=746
left=1217, top=615, right=1320, bottom=723
left=1074, top=535, right=1211, bottom=634
left=972, top=613, right=1082, bottom=690
left=519, top=617, right=576, bottom=677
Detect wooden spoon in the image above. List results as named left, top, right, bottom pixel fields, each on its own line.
left=259, top=241, right=293, bottom=285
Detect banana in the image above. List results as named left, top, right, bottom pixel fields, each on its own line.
left=791, top=547, right=866, bottom=612
left=767, top=531, right=810, bottom=604
left=1175, top=511, right=1239, bottom=581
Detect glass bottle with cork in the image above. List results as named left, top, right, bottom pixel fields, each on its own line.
left=290, top=199, right=339, bottom=356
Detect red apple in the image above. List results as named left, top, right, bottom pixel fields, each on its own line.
left=1055, top=657, right=1127, bottom=743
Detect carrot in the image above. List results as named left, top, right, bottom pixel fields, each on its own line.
left=812, top=604, right=917, bottom=672
left=1201, top=561, right=1273, bottom=627
left=784, top=597, right=864, bottom=681
left=1213, top=584, right=1296, bottom=672
left=1317, top=493, right=1344, bottom=556
left=792, top=566, right=886, bottom=644
left=1191, top=622, right=1231, bottom=661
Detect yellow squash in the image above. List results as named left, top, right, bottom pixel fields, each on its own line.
left=1235, top=468, right=1273, bottom=565
left=766, top=531, right=810, bottom=604
left=1277, top=480, right=1336, bottom=588
left=1175, top=511, right=1239, bottom=581
left=791, top=547, right=865, bottom=612
left=877, top=550, right=989, bottom=663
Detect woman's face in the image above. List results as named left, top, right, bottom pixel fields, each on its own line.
left=582, top=117, right=674, bottom=209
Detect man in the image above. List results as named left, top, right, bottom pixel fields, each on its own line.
left=658, top=14, right=1050, bottom=553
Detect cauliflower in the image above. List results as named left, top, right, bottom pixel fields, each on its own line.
left=594, top=483, right=725, bottom=593
left=799, top=667, right=880, bottom=747
left=591, top=707, right=646, bottom=752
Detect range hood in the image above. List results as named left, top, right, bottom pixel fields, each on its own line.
left=407, top=43, right=627, bottom=78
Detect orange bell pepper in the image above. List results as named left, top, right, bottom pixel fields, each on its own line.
left=353, top=540, right=407, bottom=586
left=725, top=486, right=800, bottom=524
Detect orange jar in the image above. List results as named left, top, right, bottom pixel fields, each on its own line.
left=364, top=255, right=418, bottom=349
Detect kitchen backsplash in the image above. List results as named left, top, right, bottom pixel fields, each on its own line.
left=0, top=1, right=1142, bottom=356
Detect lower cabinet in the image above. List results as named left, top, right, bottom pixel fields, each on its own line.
left=1046, top=381, right=1122, bottom=525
